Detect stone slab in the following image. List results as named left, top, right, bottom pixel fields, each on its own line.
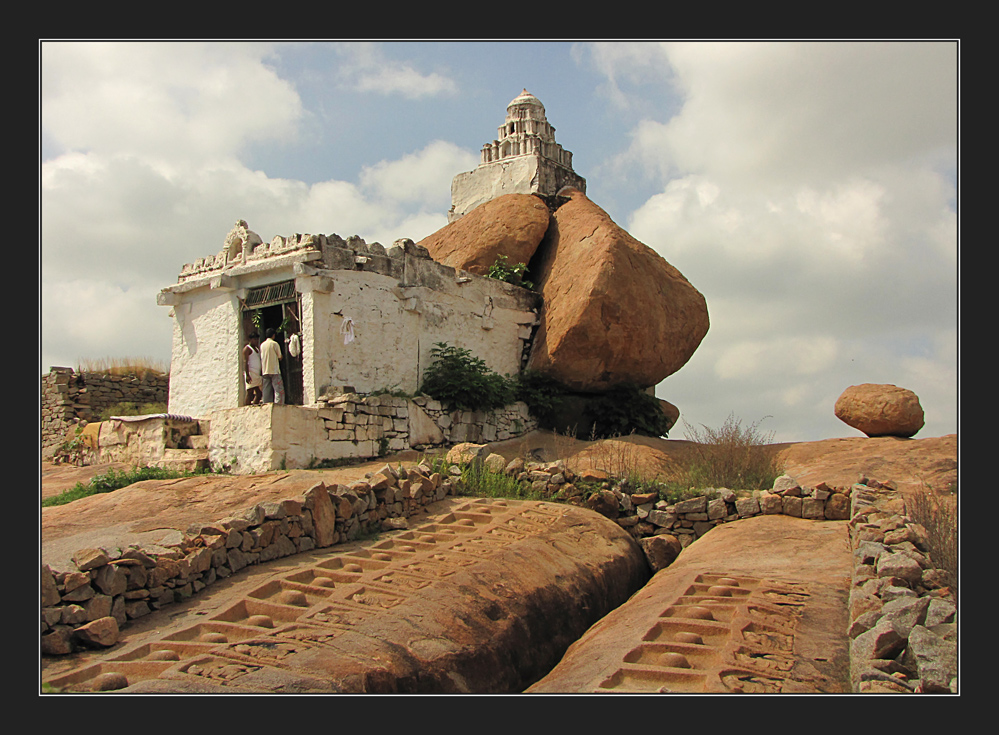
left=527, top=515, right=853, bottom=693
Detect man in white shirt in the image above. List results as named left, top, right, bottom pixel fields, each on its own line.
left=260, top=328, right=284, bottom=404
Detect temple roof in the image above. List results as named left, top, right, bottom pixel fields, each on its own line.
left=507, top=89, right=545, bottom=113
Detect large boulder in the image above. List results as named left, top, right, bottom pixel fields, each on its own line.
left=834, top=384, right=925, bottom=438
left=526, top=189, right=709, bottom=392
left=417, top=193, right=551, bottom=276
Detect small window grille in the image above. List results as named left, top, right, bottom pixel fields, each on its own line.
left=244, top=280, right=296, bottom=309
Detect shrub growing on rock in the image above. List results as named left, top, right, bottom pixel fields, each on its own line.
left=419, top=342, right=514, bottom=412
left=585, top=383, right=673, bottom=439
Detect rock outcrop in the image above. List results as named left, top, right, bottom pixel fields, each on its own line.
left=526, top=189, right=709, bottom=392
left=47, top=498, right=651, bottom=694
left=834, top=384, right=925, bottom=438
left=417, top=193, right=551, bottom=276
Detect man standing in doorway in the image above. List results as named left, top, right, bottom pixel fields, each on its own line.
left=243, top=332, right=262, bottom=405
left=260, top=328, right=285, bottom=404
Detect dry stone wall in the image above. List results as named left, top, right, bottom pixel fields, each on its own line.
left=315, top=393, right=537, bottom=458
left=483, top=459, right=851, bottom=548
left=41, top=461, right=461, bottom=656
left=41, top=368, right=170, bottom=458
left=846, top=480, right=957, bottom=693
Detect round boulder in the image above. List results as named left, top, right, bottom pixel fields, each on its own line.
left=834, top=384, right=925, bottom=438
left=417, top=193, right=550, bottom=277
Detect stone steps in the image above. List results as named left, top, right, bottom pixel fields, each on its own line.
left=156, top=448, right=209, bottom=473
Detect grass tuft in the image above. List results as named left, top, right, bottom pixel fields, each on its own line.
left=904, top=480, right=958, bottom=605
left=678, top=413, right=783, bottom=492
left=75, top=356, right=169, bottom=378
left=43, top=465, right=206, bottom=507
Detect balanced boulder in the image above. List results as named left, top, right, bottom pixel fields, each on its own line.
left=834, top=384, right=925, bottom=438
left=526, top=189, right=709, bottom=392
left=417, top=193, right=550, bottom=276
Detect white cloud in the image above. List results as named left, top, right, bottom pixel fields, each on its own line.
left=40, top=43, right=476, bottom=375
left=359, top=140, right=478, bottom=206
left=332, top=42, right=457, bottom=99
left=41, top=279, right=172, bottom=372
left=600, top=41, right=958, bottom=441
left=41, top=42, right=302, bottom=169
left=604, top=41, right=958, bottom=188
left=713, top=336, right=839, bottom=381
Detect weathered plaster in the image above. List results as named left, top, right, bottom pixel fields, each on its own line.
left=167, top=290, right=241, bottom=418
left=162, top=232, right=539, bottom=419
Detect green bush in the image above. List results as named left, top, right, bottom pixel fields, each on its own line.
left=419, top=343, right=514, bottom=412
left=487, top=255, right=534, bottom=289
left=586, top=383, right=672, bottom=439
left=511, top=370, right=570, bottom=428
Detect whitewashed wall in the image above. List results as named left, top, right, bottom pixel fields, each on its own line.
left=308, top=270, right=420, bottom=397
left=168, top=290, right=241, bottom=417
left=164, top=244, right=539, bottom=420
left=306, top=268, right=533, bottom=399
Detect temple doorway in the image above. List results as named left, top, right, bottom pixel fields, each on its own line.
left=241, top=281, right=304, bottom=406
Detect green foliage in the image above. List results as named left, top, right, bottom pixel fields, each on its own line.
left=680, top=413, right=782, bottom=491
left=42, top=465, right=203, bottom=507
left=446, top=460, right=548, bottom=502
left=511, top=370, right=570, bottom=429
left=585, top=383, right=672, bottom=439
left=487, top=255, right=534, bottom=289
left=419, top=343, right=514, bottom=412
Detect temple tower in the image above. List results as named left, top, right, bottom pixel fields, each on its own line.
left=448, top=89, right=586, bottom=221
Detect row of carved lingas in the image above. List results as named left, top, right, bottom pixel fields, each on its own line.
left=597, top=574, right=815, bottom=693
left=46, top=499, right=552, bottom=691
left=597, top=575, right=752, bottom=692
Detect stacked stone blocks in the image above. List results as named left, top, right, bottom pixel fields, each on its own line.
left=41, top=368, right=170, bottom=457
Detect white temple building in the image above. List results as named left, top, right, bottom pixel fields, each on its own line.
left=449, top=90, right=586, bottom=221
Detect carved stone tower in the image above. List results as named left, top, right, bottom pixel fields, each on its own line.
left=448, top=89, right=586, bottom=221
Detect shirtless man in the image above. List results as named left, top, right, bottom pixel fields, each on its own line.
left=243, top=332, right=262, bottom=405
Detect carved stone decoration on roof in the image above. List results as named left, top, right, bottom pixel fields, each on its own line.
left=223, top=220, right=263, bottom=265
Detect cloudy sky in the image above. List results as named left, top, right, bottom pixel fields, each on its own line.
left=40, top=40, right=959, bottom=443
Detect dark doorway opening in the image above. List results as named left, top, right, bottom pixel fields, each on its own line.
left=241, top=282, right=304, bottom=406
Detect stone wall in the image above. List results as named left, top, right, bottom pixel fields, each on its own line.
left=206, top=397, right=538, bottom=475
left=845, top=480, right=957, bottom=693
left=486, top=458, right=851, bottom=546
left=41, top=368, right=170, bottom=458
left=41, top=461, right=461, bottom=655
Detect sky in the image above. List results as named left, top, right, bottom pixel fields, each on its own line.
left=39, top=40, right=959, bottom=443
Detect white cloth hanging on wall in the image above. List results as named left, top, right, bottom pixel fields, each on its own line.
left=288, top=333, right=301, bottom=357
left=340, top=317, right=355, bottom=345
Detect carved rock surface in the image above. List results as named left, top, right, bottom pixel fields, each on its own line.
left=528, top=515, right=853, bottom=694
left=48, top=499, right=650, bottom=694
left=417, top=193, right=551, bottom=276
left=834, top=384, right=925, bottom=438
left=527, top=189, right=709, bottom=391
